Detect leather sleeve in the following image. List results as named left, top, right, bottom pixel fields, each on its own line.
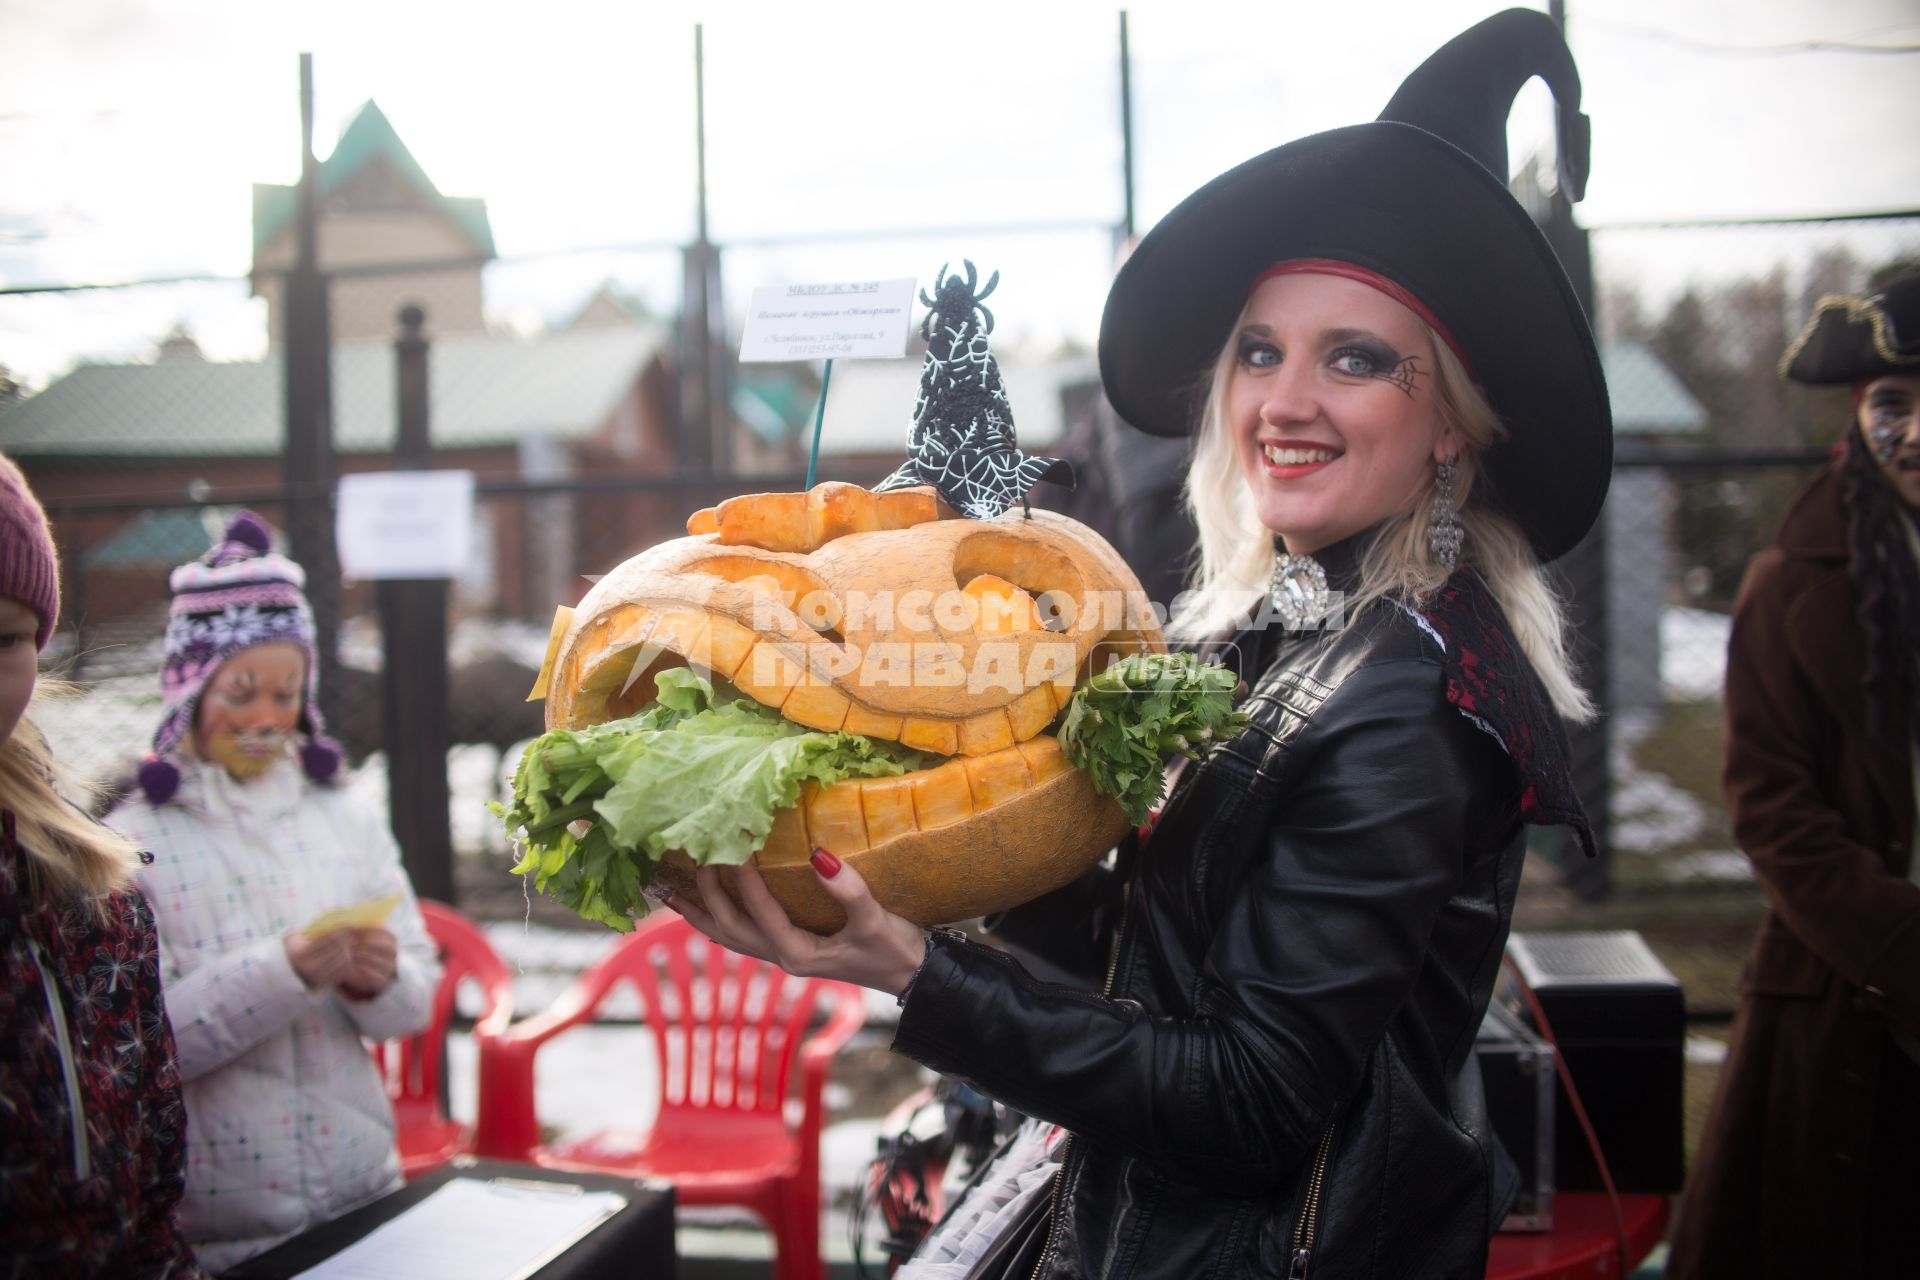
left=893, top=657, right=1492, bottom=1194
left=1722, top=553, right=1920, bottom=1028
left=978, top=853, right=1123, bottom=987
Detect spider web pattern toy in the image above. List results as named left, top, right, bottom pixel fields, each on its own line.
left=877, top=261, right=1073, bottom=519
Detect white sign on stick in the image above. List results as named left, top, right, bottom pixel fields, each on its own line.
left=335, top=470, right=475, bottom=580
left=738, top=278, right=917, bottom=363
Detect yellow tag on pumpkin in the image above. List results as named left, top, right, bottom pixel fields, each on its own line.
left=526, top=604, right=576, bottom=702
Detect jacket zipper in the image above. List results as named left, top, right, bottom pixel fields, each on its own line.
left=29, top=938, right=92, bottom=1181
left=1030, top=883, right=1132, bottom=1280
left=1287, top=1123, right=1337, bottom=1279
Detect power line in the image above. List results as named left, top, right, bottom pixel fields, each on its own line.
left=1586, top=209, right=1920, bottom=231
left=0, top=219, right=1119, bottom=297
left=1581, top=17, right=1920, bottom=57
left=0, top=270, right=245, bottom=296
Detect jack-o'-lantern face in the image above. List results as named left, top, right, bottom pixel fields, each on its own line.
left=531, top=481, right=1165, bottom=931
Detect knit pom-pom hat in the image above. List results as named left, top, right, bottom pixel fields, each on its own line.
left=0, top=452, right=60, bottom=650
left=139, top=511, right=342, bottom=803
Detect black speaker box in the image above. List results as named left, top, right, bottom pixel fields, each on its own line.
left=1503, top=930, right=1686, bottom=1195
left=1474, top=998, right=1556, bottom=1231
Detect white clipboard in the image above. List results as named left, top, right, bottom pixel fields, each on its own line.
left=292, top=1176, right=627, bottom=1280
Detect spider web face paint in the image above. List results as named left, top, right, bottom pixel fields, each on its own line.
left=1372, top=355, right=1423, bottom=399
left=878, top=260, right=1073, bottom=519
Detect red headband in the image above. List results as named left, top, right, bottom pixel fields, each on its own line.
left=1251, top=259, right=1478, bottom=381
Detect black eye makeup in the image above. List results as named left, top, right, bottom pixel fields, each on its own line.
left=1234, top=325, right=1424, bottom=398
left=1331, top=338, right=1422, bottom=399
left=1235, top=332, right=1282, bottom=369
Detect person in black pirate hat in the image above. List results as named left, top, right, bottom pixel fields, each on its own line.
left=668, top=11, right=1608, bottom=1276
left=1668, top=272, right=1920, bottom=1280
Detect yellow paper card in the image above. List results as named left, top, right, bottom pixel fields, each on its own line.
left=302, top=893, right=403, bottom=938
left=527, top=604, right=576, bottom=702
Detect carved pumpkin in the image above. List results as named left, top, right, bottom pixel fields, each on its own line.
left=530, top=481, right=1165, bottom=933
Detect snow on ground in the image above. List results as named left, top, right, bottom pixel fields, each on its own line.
left=1612, top=609, right=1752, bottom=882
left=1660, top=606, right=1730, bottom=701
left=1609, top=709, right=1709, bottom=854
left=1610, top=705, right=1750, bottom=883
left=34, top=670, right=162, bottom=792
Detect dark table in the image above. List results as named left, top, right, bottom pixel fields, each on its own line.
left=224, top=1158, right=677, bottom=1280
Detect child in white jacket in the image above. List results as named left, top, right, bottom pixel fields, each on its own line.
left=109, top=512, right=438, bottom=1273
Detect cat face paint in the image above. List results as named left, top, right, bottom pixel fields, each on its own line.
left=193, top=641, right=305, bottom=781
left=200, top=729, right=292, bottom=778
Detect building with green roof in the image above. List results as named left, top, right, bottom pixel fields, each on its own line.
left=252, top=100, right=496, bottom=343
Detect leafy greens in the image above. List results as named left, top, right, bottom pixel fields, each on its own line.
left=1056, top=651, right=1248, bottom=826
left=499, top=652, right=1245, bottom=931
left=495, top=668, right=929, bottom=930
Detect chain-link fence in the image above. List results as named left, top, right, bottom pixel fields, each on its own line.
left=1585, top=213, right=1919, bottom=891
left=4, top=213, right=1917, bottom=903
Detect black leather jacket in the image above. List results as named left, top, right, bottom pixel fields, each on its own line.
left=893, top=577, right=1535, bottom=1279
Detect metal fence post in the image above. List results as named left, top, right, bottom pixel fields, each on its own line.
left=283, top=53, right=344, bottom=737
left=1539, top=109, right=1613, bottom=894
left=377, top=303, right=456, bottom=904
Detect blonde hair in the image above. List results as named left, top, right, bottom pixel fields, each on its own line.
left=1, top=681, right=143, bottom=910
left=1170, top=321, right=1595, bottom=723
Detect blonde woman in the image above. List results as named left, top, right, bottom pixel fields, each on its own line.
left=672, top=12, right=1610, bottom=1276
left=1173, top=269, right=1594, bottom=721
left=0, top=453, right=204, bottom=1276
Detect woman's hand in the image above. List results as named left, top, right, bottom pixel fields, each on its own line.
left=338, top=927, right=399, bottom=1000
left=668, top=849, right=928, bottom=997
left=284, top=929, right=356, bottom=991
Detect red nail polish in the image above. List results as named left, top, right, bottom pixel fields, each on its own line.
left=810, top=847, right=842, bottom=878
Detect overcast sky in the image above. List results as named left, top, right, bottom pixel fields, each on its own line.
left=2, top=0, right=1916, bottom=387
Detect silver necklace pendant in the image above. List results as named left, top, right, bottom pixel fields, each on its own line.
left=1269, top=553, right=1330, bottom=630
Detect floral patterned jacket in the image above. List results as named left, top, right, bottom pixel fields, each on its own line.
left=0, top=811, right=204, bottom=1277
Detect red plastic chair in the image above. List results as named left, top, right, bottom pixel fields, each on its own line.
left=371, top=899, right=516, bottom=1179
left=473, top=910, right=868, bottom=1280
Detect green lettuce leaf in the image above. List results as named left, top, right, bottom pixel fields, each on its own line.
left=498, top=656, right=1245, bottom=932
left=495, top=668, right=929, bottom=930
left=1057, top=651, right=1248, bottom=827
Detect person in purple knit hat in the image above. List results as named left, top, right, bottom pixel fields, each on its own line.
left=0, top=451, right=206, bottom=1276
left=107, top=512, right=439, bottom=1273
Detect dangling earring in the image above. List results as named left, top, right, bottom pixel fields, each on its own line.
left=1429, top=456, right=1463, bottom=574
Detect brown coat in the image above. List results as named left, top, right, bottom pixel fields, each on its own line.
left=1666, top=465, right=1919, bottom=1278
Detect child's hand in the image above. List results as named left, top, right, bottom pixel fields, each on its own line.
left=338, top=927, right=399, bottom=999
left=284, top=929, right=356, bottom=990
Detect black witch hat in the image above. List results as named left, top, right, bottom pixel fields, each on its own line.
left=1097, top=8, right=1610, bottom=564
left=1781, top=275, right=1920, bottom=385
left=877, top=261, right=1073, bottom=519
